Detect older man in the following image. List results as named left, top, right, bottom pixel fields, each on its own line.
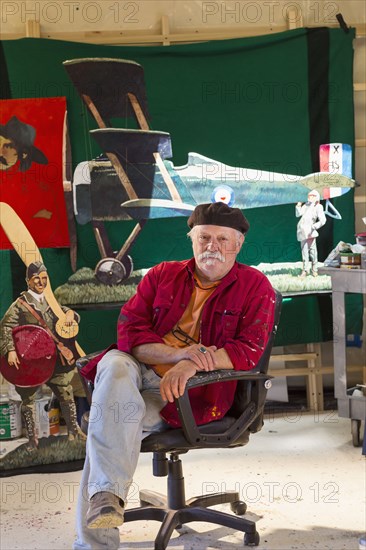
left=73, top=202, right=276, bottom=550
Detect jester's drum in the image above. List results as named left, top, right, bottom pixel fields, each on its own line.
left=0, top=325, right=57, bottom=387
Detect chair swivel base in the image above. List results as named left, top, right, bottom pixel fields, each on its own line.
left=124, top=489, right=260, bottom=549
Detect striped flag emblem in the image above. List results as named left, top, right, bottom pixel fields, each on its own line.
left=319, top=143, right=352, bottom=199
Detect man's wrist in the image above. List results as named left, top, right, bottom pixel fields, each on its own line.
left=175, top=359, right=197, bottom=373
left=172, top=347, right=186, bottom=363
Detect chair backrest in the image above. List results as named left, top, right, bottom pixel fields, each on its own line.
left=228, top=290, right=282, bottom=428
left=255, top=289, right=282, bottom=374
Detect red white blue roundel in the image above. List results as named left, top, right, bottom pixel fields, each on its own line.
left=211, top=185, right=235, bottom=206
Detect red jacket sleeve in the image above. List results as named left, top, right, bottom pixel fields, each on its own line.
left=117, top=265, right=165, bottom=353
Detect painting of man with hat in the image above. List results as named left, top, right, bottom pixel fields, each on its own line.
left=0, top=116, right=48, bottom=172
left=0, top=97, right=71, bottom=249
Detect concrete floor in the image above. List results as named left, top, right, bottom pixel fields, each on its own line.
left=0, top=411, right=365, bottom=550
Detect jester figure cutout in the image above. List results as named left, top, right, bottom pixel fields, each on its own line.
left=0, top=202, right=86, bottom=470
left=0, top=260, right=86, bottom=450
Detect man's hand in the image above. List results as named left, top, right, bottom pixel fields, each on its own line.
left=174, top=344, right=217, bottom=371
left=160, top=360, right=197, bottom=403
left=7, top=351, right=20, bottom=369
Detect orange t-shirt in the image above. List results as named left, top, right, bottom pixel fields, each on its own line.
left=152, top=276, right=220, bottom=376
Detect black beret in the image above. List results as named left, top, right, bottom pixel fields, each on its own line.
left=26, top=261, right=48, bottom=280
left=188, top=202, right=250, bottom=234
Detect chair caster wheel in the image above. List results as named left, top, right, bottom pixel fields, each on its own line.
left=244, top=531, right=260, bottom=546
left=230, top=500, right=247, bottom=515
left=351, top=419, right=361, bottom=447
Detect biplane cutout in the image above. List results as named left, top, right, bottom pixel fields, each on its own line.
left=63, top=58, right=356, bottom=285
left=63, top=58, right=195, bottom=285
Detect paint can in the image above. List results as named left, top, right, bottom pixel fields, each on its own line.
left=339, top=252, right=361, bottom=269
left=0, top=393, right=22, bottom=440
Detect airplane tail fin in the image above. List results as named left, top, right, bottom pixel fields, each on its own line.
left=319, top=143, right=352, bottom=199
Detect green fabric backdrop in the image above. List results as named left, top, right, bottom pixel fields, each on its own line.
left=0, top=28, right=360, bottom=350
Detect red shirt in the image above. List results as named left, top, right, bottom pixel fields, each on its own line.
left=82, top=258, right=275, bottom=427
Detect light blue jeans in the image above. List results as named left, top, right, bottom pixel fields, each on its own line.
left=73, top=349, right=169, bottom=550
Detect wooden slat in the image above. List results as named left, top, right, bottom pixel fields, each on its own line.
left=2, top=22, right=365, bottom=45
left=115, top=222, right=144, bottom=261
left=354, top=195, right=366, bottom=203
left=270, top=353, right=318, bottom=362
left=306, top=343, right=323, bottom=411
left=82, top=94, right=107, bottom=129
left=127, top=93, right=149, bottom=131
left=287, top=9, right=303, bottom=30
left=153, top=153, right=182, bottom=202
left=127, top=92, right=183, bottom=202
left=25, top=19, right=41, bottom=38
left=268, top=365, right=362, bottom=377
left=162, top=15, right=170, bottom=46
left=107, top=153, right=138, bottom=200
left=1, top=28, right=287, bottom=44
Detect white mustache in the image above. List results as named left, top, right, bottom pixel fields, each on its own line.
left=198, top=252, right=225, bottom=263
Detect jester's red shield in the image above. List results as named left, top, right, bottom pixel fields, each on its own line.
left=0, top=325, right=57, bottom=387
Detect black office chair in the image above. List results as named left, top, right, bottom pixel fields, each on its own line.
left=77, top=290, right=282, bottom=549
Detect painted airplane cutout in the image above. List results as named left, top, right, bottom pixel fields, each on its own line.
left=127, top=142, right=353, bottom=219
left=72, top=142, right=354, bottom=222
left=64, top=58, right=355, bottom=284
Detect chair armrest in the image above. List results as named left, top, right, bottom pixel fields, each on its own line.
left=185, top=369, right=270, bottom=389
left=75, top=355, right=272, bottom=446
left=175, top=369, right=272, bottom=447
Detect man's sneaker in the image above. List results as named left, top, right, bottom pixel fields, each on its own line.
left=86, top=491, right=124, bottom=529
left=298, top=270, right=308, bottom=278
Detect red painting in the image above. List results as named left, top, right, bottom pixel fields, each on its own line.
left=0, top=97, right=70, bottom=249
